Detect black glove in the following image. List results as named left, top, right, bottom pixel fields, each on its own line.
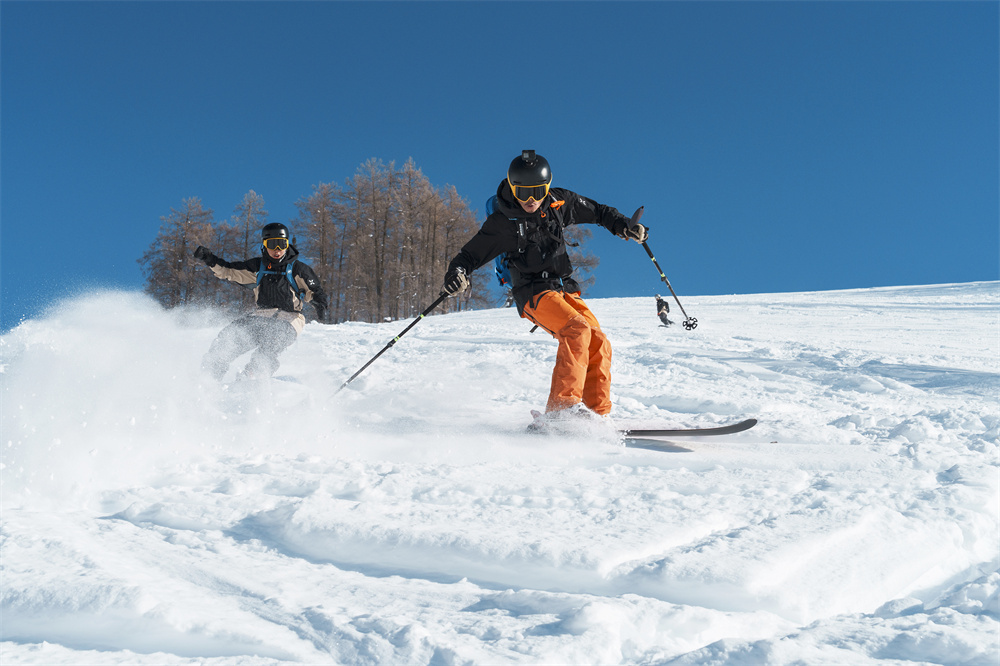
left=314, top=303, right=327, bottom=324
left=193, top=246, right=217, bottom=267
left=622, top=222, right=648, bottom=243
left=443, top=267, right=470, bottom=296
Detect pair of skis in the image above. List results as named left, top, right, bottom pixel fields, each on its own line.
left=527, top=409, right=757, bottom=439
left=526, top=416, right=759, bottom=452
left=619, top=417, right=757, bottom=439
left=619, top=418, right=758, bottom=452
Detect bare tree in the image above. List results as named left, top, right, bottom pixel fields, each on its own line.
left=437, top=184, right=492, bottom=314
left=219, top=190, right=270, bottom=310
left=138, top=197, right=215, bottom=308
left=201, top=220, right=248, bottom=311
left=293, top=183, right=341, bottom=323
left=392, top=159, right=438, bottom=318
left=337, top=159, right=393, bottom=322
left=290, top=159, right=493, bottom=323
left=232, top=190, right=269, bottom=257
left=565, top=225, right=599, bottom=295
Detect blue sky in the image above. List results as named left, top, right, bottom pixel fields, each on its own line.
left=2, top=1, right=997, bottom=330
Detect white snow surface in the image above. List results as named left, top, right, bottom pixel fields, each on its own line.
left=2, top=283, right=998, bottom=665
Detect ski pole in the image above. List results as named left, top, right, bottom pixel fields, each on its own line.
left=335, top=292, right=450, bottom=393
left=630, top=206, right=698, bottom=331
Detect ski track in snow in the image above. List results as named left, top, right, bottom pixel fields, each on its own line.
left=1, top=282, right=998, bottom=665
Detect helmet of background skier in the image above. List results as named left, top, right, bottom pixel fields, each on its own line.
left=261, top=223, right=289, bottom=241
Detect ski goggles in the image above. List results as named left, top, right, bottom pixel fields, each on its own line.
left=509, top=181, right=550, bottom=203
left=263, top=238, right=289, bottom=250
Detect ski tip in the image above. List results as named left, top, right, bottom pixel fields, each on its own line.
left=726, top=418, right=758, bottom=433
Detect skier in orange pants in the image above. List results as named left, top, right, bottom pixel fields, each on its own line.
left=442, top=150, right=647, bottom=424
left=522, top=290, right=613, bottom=415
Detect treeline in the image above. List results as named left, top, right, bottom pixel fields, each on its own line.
left=139, top=157, right=597, bottom=323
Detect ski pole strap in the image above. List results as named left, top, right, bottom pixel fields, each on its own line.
left=641, top=241, right=698, bottom=330
left=336, top=292, right=449, bottom=393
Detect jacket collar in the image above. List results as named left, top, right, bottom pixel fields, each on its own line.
left=260, top=244, right=299, bottom=269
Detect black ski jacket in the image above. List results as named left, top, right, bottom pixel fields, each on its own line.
left=448, top=180, right=632, bottom=312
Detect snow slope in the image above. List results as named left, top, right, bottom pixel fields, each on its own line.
left=2, top=283, right=998, bottom=665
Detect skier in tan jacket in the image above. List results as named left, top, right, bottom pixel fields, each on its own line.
left=194, top=223, right=327, bottom=381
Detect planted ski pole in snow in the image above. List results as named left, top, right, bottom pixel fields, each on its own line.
left=631, top=206, right=698, bottom=330
left=336, top=292, right=449, bottom=393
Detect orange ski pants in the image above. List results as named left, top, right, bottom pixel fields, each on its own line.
left=521, top=290, right=612, bottom=416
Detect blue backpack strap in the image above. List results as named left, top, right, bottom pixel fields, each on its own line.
left=285, top=262, right=305, bottom=304
left=494, top=257, right=511, bottom=287
left=489, top=195, right=529, bottom=288
left=488, top=196, right=512, bottom=287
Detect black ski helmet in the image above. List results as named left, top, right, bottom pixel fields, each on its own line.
left=507, top=150, right=552, bottom=202
left=261, top=223, right=289, bottom=240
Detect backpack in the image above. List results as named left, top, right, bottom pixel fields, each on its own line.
left=256, top=260, right=305, bottom=304
left=488, top=195, right=527, bottom=287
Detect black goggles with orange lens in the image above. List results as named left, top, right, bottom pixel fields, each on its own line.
left=263, top=238, right=289, bottom=251
left=510, top=182, right=550, bottom=203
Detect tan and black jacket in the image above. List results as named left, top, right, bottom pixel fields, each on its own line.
left=208, top=245, right=328, bottom=334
